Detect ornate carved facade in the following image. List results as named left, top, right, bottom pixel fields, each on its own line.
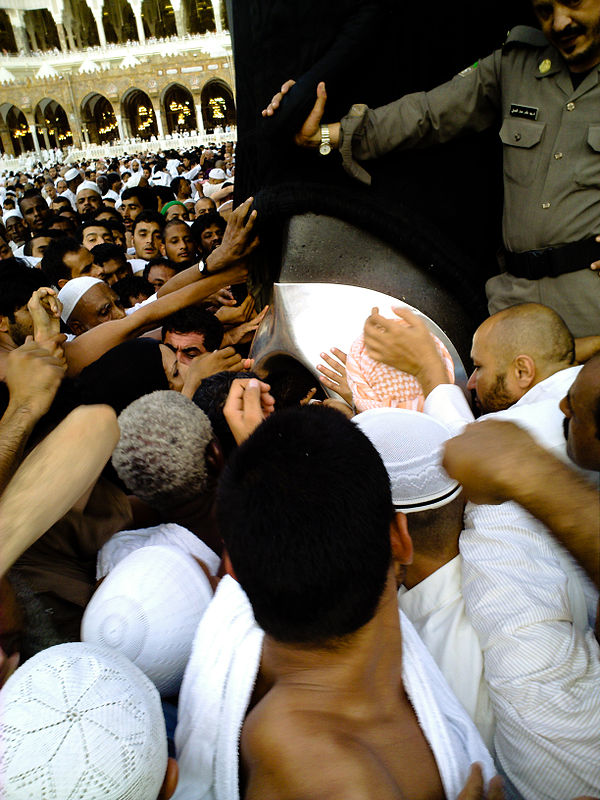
left=0, top=0, right=234, bottom=156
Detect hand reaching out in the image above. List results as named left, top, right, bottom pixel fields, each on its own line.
left=363, top=306, right=450, bottom=397
left=261, top=80, right=339, bottom=149
left=181, top=347, right=254, bottom=399
left=205, top=197, right=259, bottom=273
left=223, top=377, right=275, bottom=445
left=317, top=348, right=353, bottom=406
left=27, top=287, right=62, bottom=350
left=5, top=337, right=66, bottom=420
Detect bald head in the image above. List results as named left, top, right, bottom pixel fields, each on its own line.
left=483, top=304, right=574, bottom=375
left=468, top=303, right=575, bottom=413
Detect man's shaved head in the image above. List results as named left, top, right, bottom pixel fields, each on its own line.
left=483, top=303, right=574, bottom=374
left=468, top=303, right=574, bottom=413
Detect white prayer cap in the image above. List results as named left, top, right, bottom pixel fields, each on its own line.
left=76, top=180, right=101, bottom=196
left=2, top=209, right=22, bottom=223
left=82, top=545, right=213, bottom=696
left=354, top=408, right=461, bottom=513
left=64, top=167, right=80, bottom=182
left=208, top=168, right=226, bottom=181
left=0, top=642, right=167, bottom=800
left=58, top=276, right=103, bottom=322
left=103, top=188, right=120, bottom=202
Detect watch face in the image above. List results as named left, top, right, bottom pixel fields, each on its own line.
left=319, top=142, right=332, bottom=156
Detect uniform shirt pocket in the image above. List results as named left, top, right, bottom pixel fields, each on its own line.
left=574, top=125, right=600, bottom=187
left=499, top=117, right=546, bottom=186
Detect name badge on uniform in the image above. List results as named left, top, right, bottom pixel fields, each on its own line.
left=510, top=104, right=539, bottom=120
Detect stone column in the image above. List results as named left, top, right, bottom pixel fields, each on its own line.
left=28, top=19, right=39, bottom=51
left=211, top=0, right=222, bottom=34
left=7, top=8, right=30, bottom=53
left=156, top=106, right=167, bottom=138
left=127, top=0, right=145, bottom=44
left=65, top=24, right=76, bottom=50
left=40, top=127, right=51, bottom=150
left=90, top=7, right=106, bottom=48
left=193, top=95, right=205, bottom=136
left=115, top=113, right=127, bottom=142
left=0, top=124, right=15, bottom=157
left=56, top=22, right=68, bottom=52
left=173, top=6, right=185, bottom=37
left=27, top=121, right=42, bottom=157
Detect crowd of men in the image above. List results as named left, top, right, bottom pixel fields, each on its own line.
left=1, top=2, right=600, bottom=798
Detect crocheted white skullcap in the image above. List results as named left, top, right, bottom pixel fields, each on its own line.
left=76, top=180, right=101, bottom=196
left=0, top=641, right=167, bottom=800
left=82, top=545, right=213, bottom=696
left=354, top=408, right=461, bottom=513
left=64, top=167, right=80, bottom=182
left=57, top=276, right=103, bottom=322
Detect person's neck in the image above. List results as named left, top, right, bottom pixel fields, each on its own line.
left=260, top=570, right=404, bottom=704
left=161, top=485, right=222, bottom=555
left=403, top=545, right=459, bottom=590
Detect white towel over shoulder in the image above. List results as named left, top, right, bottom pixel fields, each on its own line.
left=173, top=581, right=494, bottom=800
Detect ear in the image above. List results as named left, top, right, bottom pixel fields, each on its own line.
left=57, top=278, right=69, bottom=289
left=0, top=315, right=9, bottom=334
left=221, top=548, right=238, bottom=581
left=159, top=242, right=166, bottom=257
left=512, top=354, right=536, bottom=389
left=390, top=512, right=413, bottom=565
left=205, top=438, right=224, bottom=478
left=157, top=757, right=178, bottom=800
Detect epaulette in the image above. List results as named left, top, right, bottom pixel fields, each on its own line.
left=503, top=25, right=548, bottom=50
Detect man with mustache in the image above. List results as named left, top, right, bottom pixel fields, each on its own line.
left=265, top=0, right=600, bottom=338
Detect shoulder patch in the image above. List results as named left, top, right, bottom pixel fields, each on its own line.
left=458, top=61, right=479, bottom=77
left=503, top=25, right=549, bottom=50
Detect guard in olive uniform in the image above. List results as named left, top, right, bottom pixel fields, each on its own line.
left=333, top=24, right=600, bottom=337
left=265, top=12, right=600, bottom=338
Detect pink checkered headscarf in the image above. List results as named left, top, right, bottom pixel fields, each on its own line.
left=346, top=323, right=455, bottom=412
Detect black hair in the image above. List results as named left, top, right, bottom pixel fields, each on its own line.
left=193, top=370, right=260, bottom=459
left=142, top=257, right=176, bottom=281
left=39, top=236, right=82, bottom=286
left=18, top=188, right=44, bottom=210
left=163, top=217, right=191, bottom=235
left=132, top=210, right=165, bottom=236
left=170, top=176, right=188, bottom=195
left=90, top=242, right=127, bottom=267
left=154, top=185, right=176, bottom=206
left=80, top=218, right=112, bottom=240
left=0, top=262, right=47, bottom=319
left=22, top=231, right=56, bottom=256
left=106, top=172, right=121, bottom=189
left=217, top=406, right=394, bottom=645
left=121, top=186, right=156, bottom=210
left=161, top=307, right=223, bottom=351
left=112, top=275, right=154, bottom=308
left=51, top=196, right=72, bottom=211
left=190, top=211, right=225, bottom=245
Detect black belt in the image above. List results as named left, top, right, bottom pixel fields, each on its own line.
left=503, top=236, right=600, bottom=280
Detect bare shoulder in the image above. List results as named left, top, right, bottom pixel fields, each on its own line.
left=241, top=691, right=405, bottom=800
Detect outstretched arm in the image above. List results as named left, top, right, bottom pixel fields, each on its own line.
left=65, top=262, right=248, bottom=376
left=443, top=419, right=600, bottom=588
left=0, top=338, right=66, bottom=496
left=0, top=404, right=119, bottom=577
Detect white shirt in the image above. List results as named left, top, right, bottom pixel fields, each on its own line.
left=398, top=557, right=495, bottom=752
left=461, top=500, right=600, bottom=800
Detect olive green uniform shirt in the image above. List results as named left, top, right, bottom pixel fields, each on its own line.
left=339, top=25, right=600, bottom=255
